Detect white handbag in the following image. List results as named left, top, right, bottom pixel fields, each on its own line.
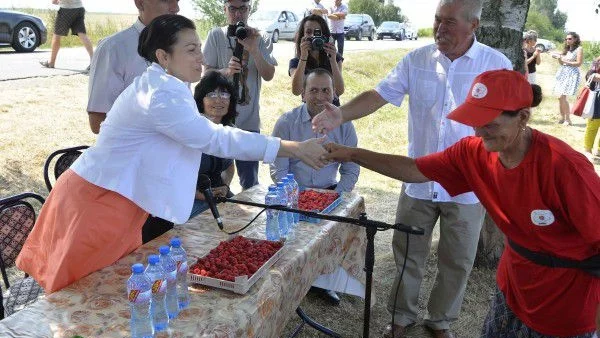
left=582, top=76, right=597, bottom=119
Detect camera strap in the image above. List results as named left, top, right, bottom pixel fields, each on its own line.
left=226, top=36, right=248, bottom=104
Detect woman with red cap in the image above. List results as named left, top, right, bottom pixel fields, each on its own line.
left=322, top=69, right=600, bottom=337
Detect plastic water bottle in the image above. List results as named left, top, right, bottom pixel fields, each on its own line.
left=145, top=255, right=169, bottom=332
left=170, top=237, right=190, bottom=310
left=265, top=192, right=281, bottom=240
left=281, top=177, right=295, bottom=227
left=275, top=181, right=289, bottom=238
left=127, top=263, right=154, bottom=338
left=159, top=246, right=179, bottom=319
left=286, top=173, right=300, bottom=225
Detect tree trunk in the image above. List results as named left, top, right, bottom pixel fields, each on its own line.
left=473, top=0, right=530, bottom=268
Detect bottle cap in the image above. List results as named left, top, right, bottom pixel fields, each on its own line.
left=170, top=237, right=181, bottom=247
left=268, top=185, right=277, bottom=192
left=132, top=263, right=145, bottom=273
left=148, top=254, right=160, bottom=265
left=286, top=173, right=295, bottom=179
left=159, top=246, right=170, bottom=255
left=276, top=181, right=285, bottom=187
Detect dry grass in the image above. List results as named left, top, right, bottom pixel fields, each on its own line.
left=0, top=47, right=598, bottom=337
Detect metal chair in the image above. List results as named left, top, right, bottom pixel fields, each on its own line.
left=0, top=193, right=45, bottom=318
left=43, top=145, right=89, bottom=192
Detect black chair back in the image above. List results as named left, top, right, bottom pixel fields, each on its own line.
left=43, top=145, right=89, bottom=192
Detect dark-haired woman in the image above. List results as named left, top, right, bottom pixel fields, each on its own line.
left=319, top=70, right=600, bottom=337
left=16, top=14, right=327, bottom=293
left=190, top=71, right=237, bottom=218
left=553, top=31, right=583, bottom=126
left=290, top=14, right=344, bottom=105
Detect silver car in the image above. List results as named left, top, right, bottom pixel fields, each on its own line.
left=248, top=10, right=299, bottom=43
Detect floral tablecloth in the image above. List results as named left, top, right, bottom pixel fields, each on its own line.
left=0, top=185, right=366, bottom=338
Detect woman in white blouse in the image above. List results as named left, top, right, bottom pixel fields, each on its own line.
left=17, top=14, right=327, bottom=293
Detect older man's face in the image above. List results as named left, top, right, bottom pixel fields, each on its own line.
left=433, top=1, right=478, bottom=59
left=137, top=0, right=180, bottom=25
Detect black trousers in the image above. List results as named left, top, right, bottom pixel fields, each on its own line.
left=141, top=215, right=174, bottom=244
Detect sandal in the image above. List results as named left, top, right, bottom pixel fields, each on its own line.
left=39, top=60, right=54, bottom=68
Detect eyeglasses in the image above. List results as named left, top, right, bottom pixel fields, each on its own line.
left=207, top=91, right=231, bottom=99
left=227, top=5, right=249, bottom=13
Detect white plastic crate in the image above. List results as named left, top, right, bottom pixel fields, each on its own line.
left=188, top=237, right=285, bottom=294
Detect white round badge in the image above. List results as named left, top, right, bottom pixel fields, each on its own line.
left=530, top=210, right=555, bottom=226
left=471, top=83, right=488, bottom=99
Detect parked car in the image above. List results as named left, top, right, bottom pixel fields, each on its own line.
left=535, top=38, right=556, bottom=52
left=344, top=13, right=375, bottom=41
left=248, top=9, right=299, bottom=43
left=0, top=10, right=47, bottom=52
left=403, top=24, right=418, bottom=40
left=376, top=21, right=405, bottom=41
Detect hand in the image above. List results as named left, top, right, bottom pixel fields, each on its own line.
left=312, top=102, right=343, bottom=134
left=224, top=56, right=242, bottom=77
left=300, top=38, right=311, bottom=60
left=212, top=186, right=229, bottom=198
left=296, top=137, right=328, bottom=169
left=323, top=42, right=337, bottom=63
left=324, top=143, right=354, bottom=162
left=236, top=26, right=260, bottom=54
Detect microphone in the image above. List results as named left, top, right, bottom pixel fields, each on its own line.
left=198, top=174, right=223, bottom=230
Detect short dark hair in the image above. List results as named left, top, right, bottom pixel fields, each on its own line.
left=193, top=70, right=238, bottom=126
left=138, top=14, right=196, bottom=64
left=303, top=68, right=334, bottom=89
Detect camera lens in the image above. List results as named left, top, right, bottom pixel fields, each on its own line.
left=235, top=26, right=248, bottom=40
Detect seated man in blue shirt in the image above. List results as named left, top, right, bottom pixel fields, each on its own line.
left=271, top=68, right=359, bottom=193
left=270, top=68, right=360, bottom=304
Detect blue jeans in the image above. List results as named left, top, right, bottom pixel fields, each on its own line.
left=331, top=33, right=345, bottom=56
left=236, top=130, right=260, bottom=190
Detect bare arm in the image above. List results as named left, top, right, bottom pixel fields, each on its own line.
left=221, top=163, right=235, bottom=186
left=341, top=90, right=387, bottom=123
left=560, top=48, right=584, bottom=67
left=325, top=143, right=429, bottom=183
left=239, top=28, right=275, bottom=81
left=324, top=42, right=345, bottom=96
left=88, top=112, right=106, bottom=134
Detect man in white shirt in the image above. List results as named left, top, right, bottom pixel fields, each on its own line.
left=327, top=0, right=348, bottom=55
left=202, top=0, right=277, bottom=191
left=312, top=1, right=512, bottom=337
left=305, top=0, right=328, bottom=18
left=86, top=0, right=180, bottom=243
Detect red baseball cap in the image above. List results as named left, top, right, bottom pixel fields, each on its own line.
left=447, top=69, right=533, bottom=127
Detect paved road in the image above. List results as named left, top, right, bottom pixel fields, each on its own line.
left=0, top=37, right=432, bottom=81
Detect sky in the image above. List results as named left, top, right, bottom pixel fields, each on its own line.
left=1, top=0, right=598, bottom=40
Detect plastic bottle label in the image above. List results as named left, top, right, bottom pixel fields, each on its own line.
left=151, top=279, right=167, bottom=294
left=128, top=289, right=151, bottom=303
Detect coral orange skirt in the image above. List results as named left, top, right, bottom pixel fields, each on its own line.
left=16, top=170, right=148, bottom=293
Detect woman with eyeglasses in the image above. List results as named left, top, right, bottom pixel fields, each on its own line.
left=16, top=14, right=327, bottom=293
left=290, top=14, right=344, bottom=105
left=190, top=71, right=237, bottom=218
left=553, top=31, right=583, bottom=126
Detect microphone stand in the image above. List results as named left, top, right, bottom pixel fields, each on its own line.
left=215, top=196, right=424, bottom=337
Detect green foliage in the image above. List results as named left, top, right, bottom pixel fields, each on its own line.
left=191, top=0, right=260, bottom=27
left=527, top=0, right=567, bottom=39
left=348, top=0, right=405, bottom=25
left=418, top=27, right=433, bottom=37
left=582, top=41, right=600, bottom=64
left=525, top=11, right=563, bottom=42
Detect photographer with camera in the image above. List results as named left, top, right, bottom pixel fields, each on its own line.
left=290, top=14, right=345, bottom=106
left=203, top=0, right=277, bottom=191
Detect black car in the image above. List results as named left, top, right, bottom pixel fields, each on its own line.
left=0, top=10, right=48, bottom=52
left=376, top=21, right=405, bottom=41
left=344, top=13, right=375, bottom=41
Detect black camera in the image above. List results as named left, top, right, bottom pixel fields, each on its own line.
left=227, top=21, right=248, bottom=40
left=308, top=28, right=328, bottom=51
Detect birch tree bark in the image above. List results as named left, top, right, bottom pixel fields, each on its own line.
left=473, top=0, right=530, bottom=268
